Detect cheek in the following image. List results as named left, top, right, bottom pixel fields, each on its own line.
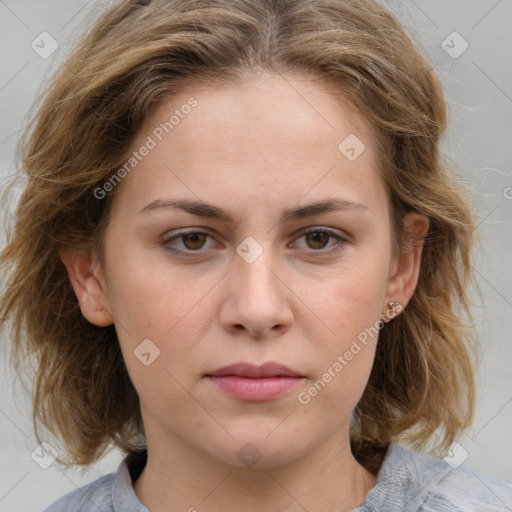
left=302, top=260, right=388, bottom=342
left=105, top=253, right=217, bottom=391
left=293, top=259, right=388, bottom=400
left=299, top=277, right=383, bottom=414
left=105, top=248, right=212, bottom=338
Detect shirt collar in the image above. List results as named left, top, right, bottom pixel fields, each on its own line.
left=112, top=455, right=149, bottom=512
left=354, top=442, right=453, bottom=510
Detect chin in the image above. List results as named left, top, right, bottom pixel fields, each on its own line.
left=204, top=427, right=319, bottom=470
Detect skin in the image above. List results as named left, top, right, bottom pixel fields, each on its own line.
left=61, top=71, right=429, bottom=512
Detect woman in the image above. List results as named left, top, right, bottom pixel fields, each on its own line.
left=1, top=0, right=511, bottom=510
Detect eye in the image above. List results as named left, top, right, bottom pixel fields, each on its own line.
left=292, top=227, right=347, bottom=253
left=161, top=227, right=348, bottom=256
left=162, top=230, right=217, bottom=253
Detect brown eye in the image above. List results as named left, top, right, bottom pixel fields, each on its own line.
left=162, top=230, right=216, bottom=254
left=292, top=228, right=347, bottom=254
left=181, top=232, right=208, bottom=250
left=305, top=231, right=330, bottom=250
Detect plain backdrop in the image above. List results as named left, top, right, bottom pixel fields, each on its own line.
left=0, top=1, right=511, bottom=511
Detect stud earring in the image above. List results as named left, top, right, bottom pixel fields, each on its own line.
left=380, top=300, right=402, bottom=322
left=389, top=301, right=401, bottom=314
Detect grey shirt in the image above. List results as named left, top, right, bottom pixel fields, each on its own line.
left=42, top=442, right=512, bottom=511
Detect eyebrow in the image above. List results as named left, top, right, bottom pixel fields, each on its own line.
left=138, top=197, right=369, bottom=223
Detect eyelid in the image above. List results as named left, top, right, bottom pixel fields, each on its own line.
left=161, top=228, right=219, bottom=252
left=293, top=225, right=349, bottom=240
left=289, top=226, right=349, bottom=252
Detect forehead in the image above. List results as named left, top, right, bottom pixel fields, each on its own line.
left=113, top=71, right=385, bottom=215
left=144, top=72, right=372, bottom=154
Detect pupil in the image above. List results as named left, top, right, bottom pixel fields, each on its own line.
left=184, top=233, right=205, bottom=250
left=308, top=232, right=328, bottom=249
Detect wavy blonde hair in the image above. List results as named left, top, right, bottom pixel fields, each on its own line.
left=1, top=0, right=482, bottom=472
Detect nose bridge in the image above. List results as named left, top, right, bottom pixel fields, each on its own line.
left=234, top=236, right=280, bottom=302
left=222, top=235, right=292, bottom=336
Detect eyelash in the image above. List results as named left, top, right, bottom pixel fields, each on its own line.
left=161, top=227, right=348, bottom=256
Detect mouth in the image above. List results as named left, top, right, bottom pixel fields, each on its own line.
left=206, top=362, right=304, bottom=378
left=204, top=362, right=306, bottom=402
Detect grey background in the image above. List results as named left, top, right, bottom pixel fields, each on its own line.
left=0, top=1, right=511, bottom=510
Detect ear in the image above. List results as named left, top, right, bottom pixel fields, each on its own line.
left=383, top=212, right=429, bottom=318
left=58, top=246, right=114, bottom=327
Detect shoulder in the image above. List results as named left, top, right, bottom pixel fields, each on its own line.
left=419, top=461, right=512, bottom=511
left=41, top=456, right=148, bottom=512
left=358, top=442, right=512, bottom=512
left=41, top=472, right=115, bottom=512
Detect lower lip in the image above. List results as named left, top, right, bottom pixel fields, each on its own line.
left=205, top=376, right=303, bottom=401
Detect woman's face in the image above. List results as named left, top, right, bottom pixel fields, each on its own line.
left=70, top=71, right=427, bottom=469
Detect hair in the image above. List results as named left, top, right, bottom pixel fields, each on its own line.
left=0, top=0, right=482, bottom=473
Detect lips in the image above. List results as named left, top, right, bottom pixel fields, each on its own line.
left=205, top=362, right=305, bottom=402
left=206, top=362, right=304, bottom=378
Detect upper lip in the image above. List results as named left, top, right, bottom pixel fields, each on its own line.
left=206, top=362, right=304, bottom=378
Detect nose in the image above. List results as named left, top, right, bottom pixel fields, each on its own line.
left=219, top=244, right=294, bottom=339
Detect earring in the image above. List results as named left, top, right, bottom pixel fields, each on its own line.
left=380, top=300, right=402, bottom=322
left=389, top=301, right=401, bottom=314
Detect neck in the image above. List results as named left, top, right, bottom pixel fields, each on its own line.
left=132, top=425, right=378, bottom=512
